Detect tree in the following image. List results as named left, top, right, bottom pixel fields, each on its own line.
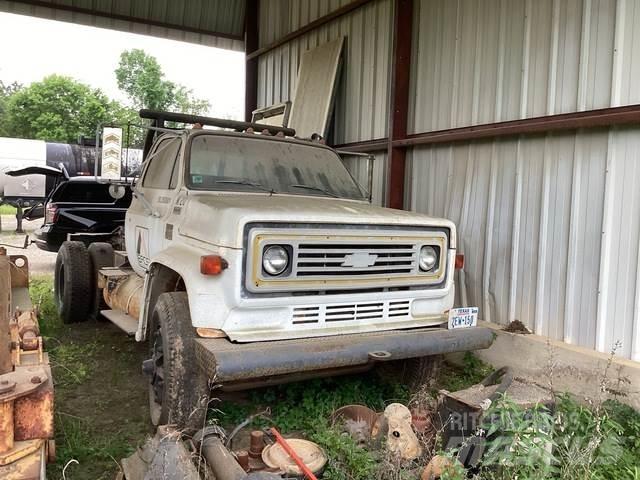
left=0, top=80, right=22, bottom=136
left=3, top=75, right=125, bottom=143
left=115, top=49, right=210, bottom=115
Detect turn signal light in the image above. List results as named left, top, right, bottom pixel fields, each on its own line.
left=455, top=254, right=465, bottom=270
left=200, top=255, right=228, bottom=275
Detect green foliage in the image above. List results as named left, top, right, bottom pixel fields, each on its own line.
left=0, top=80, right=22, bottom=136
left=115, top=49, right=210, bottom=114
left=480, top=394, right=557, bottom=479
left=30, top=275, right=62, bottom=337
left=438, top=352, right=494, bottom=392
left=0, top=204, right=17, bottom=215
left=2, top=75, right=128, bottom=143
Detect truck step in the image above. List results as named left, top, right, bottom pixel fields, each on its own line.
left=101, top=310, right=138, bottom=336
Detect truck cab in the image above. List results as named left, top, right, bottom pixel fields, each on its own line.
left=54, top=110, right=493, bottom=431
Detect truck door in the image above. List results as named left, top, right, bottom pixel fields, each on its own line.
left=126, top=135, right=182, bottom=275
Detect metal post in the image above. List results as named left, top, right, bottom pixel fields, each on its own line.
left=0, top=248, right=12, bottom=376
left=15, top=202, right=24, bottom=234
left=386, top=0, right=413, bottom=210
left=245, top=0, right=259, bottom=122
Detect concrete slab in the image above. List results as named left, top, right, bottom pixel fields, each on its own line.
left=464, top=321, right=640, bottom=410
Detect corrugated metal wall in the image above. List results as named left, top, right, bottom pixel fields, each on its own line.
left=409, top=0, right=640, bottom=361
left=0, top=0, right=245, bottom=50
left=257, top=0, right=640, bottom=360
left=257, top=0, right=393, bottom=205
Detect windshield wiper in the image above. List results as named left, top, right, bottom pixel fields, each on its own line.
left=216, top=179, right=276, bottom=194
left=289, top=184, right=339, bottom=198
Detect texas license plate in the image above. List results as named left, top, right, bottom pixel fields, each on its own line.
left=448, top=307, right=478, bottom=329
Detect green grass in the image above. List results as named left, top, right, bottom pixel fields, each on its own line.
left=30, top=276, right=150, bottom=480
left=0, top=204, right=17, bottom=215
left=27, top=276, right=640, bottom=479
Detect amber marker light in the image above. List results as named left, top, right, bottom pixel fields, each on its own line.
left=455, top=254, right=465, bottom=270
left=200, top=255, right=228, bottom=275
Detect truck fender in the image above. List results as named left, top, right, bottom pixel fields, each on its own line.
left=135, top=243, right=229, bottom=342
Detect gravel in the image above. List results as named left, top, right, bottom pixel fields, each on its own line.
left=0, top=215, right=56, bottom=274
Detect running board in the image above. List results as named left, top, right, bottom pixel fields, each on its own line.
left=101, top=310, right=138, bottom=336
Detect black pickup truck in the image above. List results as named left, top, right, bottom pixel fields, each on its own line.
left=7, top=167, right=132, bottom=252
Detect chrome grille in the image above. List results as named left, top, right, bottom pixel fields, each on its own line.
left=295, top=243, right=417, bottom=277
left=246, top=227, right=448, bottom=294
left=292, top=300, right=411, bottom=325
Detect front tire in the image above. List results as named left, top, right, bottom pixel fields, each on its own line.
left=378, top=355, right=443, bottom=392
left=146, top=292, right=209, bottom=431
left=55, top=241, right=93, bottom=324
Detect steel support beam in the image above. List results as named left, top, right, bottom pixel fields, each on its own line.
left=334, top=104, right=640, bottom=152
left=244, top=0, right=259, bottom=122
left=386, top=0, right=413, bottom=210
left=246, top=0, right=374, bottom=60
left=393, top=104, right=640, bottom=147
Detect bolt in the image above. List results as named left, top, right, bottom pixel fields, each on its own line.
left=30, top=376, right=41, bottom=384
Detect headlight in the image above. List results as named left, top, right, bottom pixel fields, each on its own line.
left=419, top=246, right=438, bottom=272
left=262, top=245, right=289, bottom=276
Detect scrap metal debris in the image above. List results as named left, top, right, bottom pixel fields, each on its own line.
left=0, top=249, right=55, bottom=480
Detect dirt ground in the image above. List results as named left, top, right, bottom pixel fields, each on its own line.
left=0, top=215, right=56, bottom=272
left=37, top=284, right=152, bottom=480
left=2, top=213, right=153, bottom=480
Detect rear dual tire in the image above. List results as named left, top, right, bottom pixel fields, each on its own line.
left=54, top=241, right=114, bottom=324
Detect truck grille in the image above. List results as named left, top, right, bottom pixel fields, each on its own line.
left=295, top=243, right=417, bottom=277
left=245, top=226, right=449, bottom=294
left=292, top=300, right=411, bottom=325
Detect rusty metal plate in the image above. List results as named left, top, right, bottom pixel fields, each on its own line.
left=14, top=379, right=54, bottom=442
left=0, top=366, right=48, bottom=403
left=0, top=440, right=45, bottom=478
left=8, top=256, right=29, bottom=289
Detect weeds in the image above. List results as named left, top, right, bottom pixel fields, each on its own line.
left=438, top=352, right=494, bottom=393
left=0, top=204, right=17, bottom=215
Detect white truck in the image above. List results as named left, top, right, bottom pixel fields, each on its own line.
left=54, top=110, right=493, bottom=431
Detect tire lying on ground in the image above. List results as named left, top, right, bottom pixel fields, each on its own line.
left=87, top=242, right=114, bottom=320
left=146, top=292, right=209, bottom=432
left=55, top=241, right=94, bottom=324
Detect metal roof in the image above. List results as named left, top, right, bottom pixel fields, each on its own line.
left=0, top=0, right=246, bottom=51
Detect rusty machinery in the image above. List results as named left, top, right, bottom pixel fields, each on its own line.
left=0, top=248, right=54, bottom=479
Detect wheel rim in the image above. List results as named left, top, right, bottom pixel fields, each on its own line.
left=147, top=322, right=165, bottom=425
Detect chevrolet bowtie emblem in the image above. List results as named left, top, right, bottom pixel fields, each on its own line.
left=342, top=252, right=378, bottom=268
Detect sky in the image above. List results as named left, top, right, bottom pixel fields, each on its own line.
left=0, top=12, right=245, bottom=119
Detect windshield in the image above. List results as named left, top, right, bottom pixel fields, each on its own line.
left=187, top=134, right=365, bottom=200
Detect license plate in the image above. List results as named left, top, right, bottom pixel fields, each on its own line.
left=448, top=307, right=478, bottom=329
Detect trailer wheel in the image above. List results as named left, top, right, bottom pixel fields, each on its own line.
left=146, top=292, right=209, bottom=432
left=87, top=242, right=114, bottom=320
left=54, top=241, right=93, bottom=324
left=379, top=355, right=443, bottom=392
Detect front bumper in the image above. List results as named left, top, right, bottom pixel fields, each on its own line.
left=195, top=326, right=494, bottom=386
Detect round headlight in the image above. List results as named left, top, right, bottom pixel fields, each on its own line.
left=263, top=245, right=289, bottom=276
left=419, top=246, right=438, bottom=272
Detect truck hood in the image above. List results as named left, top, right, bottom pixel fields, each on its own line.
left=178, top=193, right=456, bottom=249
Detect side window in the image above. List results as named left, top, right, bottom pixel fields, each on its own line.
left=142, top=138, right=181, bottom=189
